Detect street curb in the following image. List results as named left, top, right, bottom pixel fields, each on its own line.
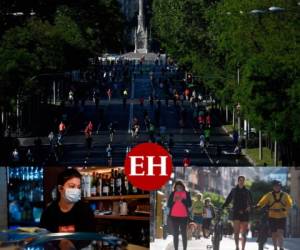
left=221, top=125, right=257, bottom=166
left=241, top=149, right=257, bottom=166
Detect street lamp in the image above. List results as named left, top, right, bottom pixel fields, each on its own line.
left=6, top=9, right=36, bottom=16
left=269, top=6, right=285, bottom=12
left=250, top=9, right=266, bottom=15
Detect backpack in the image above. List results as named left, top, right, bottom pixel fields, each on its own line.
left=269, top=192, right=286, bottom=208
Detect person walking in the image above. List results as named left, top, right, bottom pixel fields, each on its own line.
left=106, top=143, right=113, bottom=166
left=85, top=121, right=93, bottom=155
left=58, top=121, right=66, bottom=136
left=107, top=88, right=112, bottom=102
left=222, top=176, right=253, bottom=250
left=256, top=180, right=293, bottom=250
left=167, top=181, right=192, bottom=250
left=192, top=193, right=204, bottom=239
left=108, top=122, right=116, bottom=142
left=202, top=197, right=215, bottom=238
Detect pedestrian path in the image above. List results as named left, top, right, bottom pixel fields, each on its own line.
left=152, top=236, right=300, bottom=250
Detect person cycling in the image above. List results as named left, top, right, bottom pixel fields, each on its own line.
left=222, top=176, right=253, bottom=250
left=256, top=180, right=293, bottom=250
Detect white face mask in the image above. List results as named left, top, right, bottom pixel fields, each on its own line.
left=65, top=188, right=81, bottom=203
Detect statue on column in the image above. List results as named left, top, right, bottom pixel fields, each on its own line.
left=135, top=0, right=148, bottom=53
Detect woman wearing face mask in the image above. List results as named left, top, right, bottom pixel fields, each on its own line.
left=40, top=168, right=95, bottom=232
left=167, top=181, right=192, bottom=250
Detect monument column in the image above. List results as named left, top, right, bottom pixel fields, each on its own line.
left=135, top=0, right=148, bottom=53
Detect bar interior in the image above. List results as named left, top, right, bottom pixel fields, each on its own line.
left=0, top=166, right=150, bottom=249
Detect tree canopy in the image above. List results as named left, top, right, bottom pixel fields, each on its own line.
left=152, top=0, right=300, bottom=163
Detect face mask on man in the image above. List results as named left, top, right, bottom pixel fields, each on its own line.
left=65, top=188, right=81, bottom=203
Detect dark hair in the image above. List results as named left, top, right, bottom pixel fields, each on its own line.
left=57, top=168, right=82, bottom=186
left=238, top=175, right=245, bottom=182
left=173, top=180, right=186, bottom=191
left=55, top=168, right=81, bottom=202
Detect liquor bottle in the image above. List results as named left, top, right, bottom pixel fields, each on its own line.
left=110, top=169, right=115, bottom=196
left=91, top=172, right=97, bottom=197
left=121, top=169, right=128, bottom=195
left=102, top=175, right=109, bottom=196
left=115, top=169, right=122, bottom=195
left=132, top=183, right=138, bottom=195
left=81, top=173, right=87, bottom=197
left=96, top=173, right=102, bottom=196
left=86, top=173, right=92, bottom=197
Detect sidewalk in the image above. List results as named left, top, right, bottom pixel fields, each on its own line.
left=151, top=236, right=300, bottom=250
left=150, top=236, right=173, bottom=250
left=222, top=125, right=256, bottom=166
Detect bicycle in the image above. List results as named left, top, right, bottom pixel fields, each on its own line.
left=207, top=208, right=223, bottom=250
left=255, top=207, right=269, bottom=250
left=254, top=206, right=286, bottom=250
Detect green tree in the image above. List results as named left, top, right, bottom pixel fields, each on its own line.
left=152, top=0, right=300, bottom=164
left=203, top=191, right=225, bottom=208
left=249, top=180, right=273, bottom=204
left=0, top=10, right=88, bottom=127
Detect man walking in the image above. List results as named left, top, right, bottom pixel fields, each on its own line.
left=256, top=180, right=293, bottom=250
left=222, top=176, right=253, bottom=250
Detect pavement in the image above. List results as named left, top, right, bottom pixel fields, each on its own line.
left=151, top=235, right=300, bottom=250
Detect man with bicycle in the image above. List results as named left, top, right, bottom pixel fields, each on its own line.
left=256, top=180, right=293, bottom=250
left=222, top=176, right=253, bottom=250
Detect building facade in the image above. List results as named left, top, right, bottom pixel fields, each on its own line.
left=289, top=167, right=300, bottom=236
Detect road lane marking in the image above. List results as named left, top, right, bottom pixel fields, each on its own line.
left=128, top=75, right=134, bottom=133
left=204, top=147, right=214, bottom=165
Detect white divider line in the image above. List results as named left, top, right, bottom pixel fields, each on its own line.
left=128, top=76, right=135, bottom=133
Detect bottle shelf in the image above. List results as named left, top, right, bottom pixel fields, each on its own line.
left=83, top=194, right=149, bottom=201
left=94, top=215, right=149, bottom=221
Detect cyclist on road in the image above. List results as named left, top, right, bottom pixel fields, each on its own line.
left=256, top=180, right=293, bottom=250
left=222, top=176, right=253, bottom=250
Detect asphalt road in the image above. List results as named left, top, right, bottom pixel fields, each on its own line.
left=11, top=64, right=251, bottom=166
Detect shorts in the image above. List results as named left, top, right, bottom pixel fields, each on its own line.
left=193, top=215, right=203, bottom=224
left=232, top=211, right=249, bottom=222
left=203, top=218, right=212, bottom=229
left=269, top=218, right=286, bottom=232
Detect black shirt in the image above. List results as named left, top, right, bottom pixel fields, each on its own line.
left=40, top=201, right=95, bottom=232
left=223, top=186, right=253, bottom=212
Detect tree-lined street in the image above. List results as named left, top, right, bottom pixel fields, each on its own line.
left=1, top=0, right=299, bottom=166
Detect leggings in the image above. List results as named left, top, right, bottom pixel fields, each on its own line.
left=171, top=216, right=188, bottom=250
